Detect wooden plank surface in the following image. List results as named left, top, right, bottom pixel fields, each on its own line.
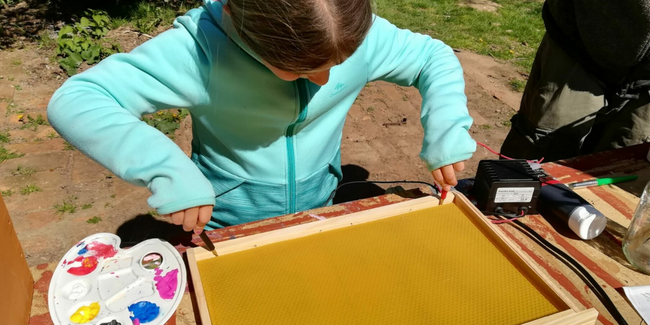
left=28, top=143, right=650, bottom=325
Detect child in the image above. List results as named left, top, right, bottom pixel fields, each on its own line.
left=47, top=0, right=476, bottom=234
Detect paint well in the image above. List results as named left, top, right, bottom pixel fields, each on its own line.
left=154, top=268, right=179, bottom=300
left=69, top=302, right=100, bottom=324
left=86, top=242, right=118, bottom=259
left=128, top=301, right=160, bottom=323
left=67, top=256, right=99, bottom=276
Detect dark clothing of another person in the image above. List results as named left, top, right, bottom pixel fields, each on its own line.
left=501, top=0, right=650, bottom=161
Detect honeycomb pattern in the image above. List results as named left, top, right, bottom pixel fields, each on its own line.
left=197, top=204, right=560, bottom=324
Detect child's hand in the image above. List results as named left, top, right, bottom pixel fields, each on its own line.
left=163, top=205, right=213, bottom=234
left=431, top=161, right=465, bottom=191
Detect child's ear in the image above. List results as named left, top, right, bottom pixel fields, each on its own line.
left=223, top=3, right=231, bottom=15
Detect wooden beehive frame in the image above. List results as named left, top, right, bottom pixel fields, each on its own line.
left=187, top=192, right=598, bottom=325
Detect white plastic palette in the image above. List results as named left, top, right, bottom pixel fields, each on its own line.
left=48, top=233, right=187, bottom=325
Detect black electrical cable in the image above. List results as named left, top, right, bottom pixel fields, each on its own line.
left=325, top=180, right=440, bottom=205
left=498, top=216, right=629, bottom=325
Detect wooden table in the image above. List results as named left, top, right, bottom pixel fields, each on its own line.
left=28, top=143, right=650, bottom=325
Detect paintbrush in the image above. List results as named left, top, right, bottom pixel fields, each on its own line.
left=439, top=189, right=447, bottom=205
left=198, top=231, right=218, bottom=257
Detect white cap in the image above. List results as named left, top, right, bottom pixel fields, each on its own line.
left=568, top=206, right=607, bottom=240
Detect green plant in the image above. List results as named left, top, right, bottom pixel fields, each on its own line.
left=366, top=106, right=375, bottom=112
left=11, top=60, right=21, bottom=66
left=143, top=109, right=189, bottom=139
left=13, top=165, right=36, bottom=177
left=1, top=189, right=13, bottom=197
left=7, top=77, right=14, bottom=81
left=87, top=216, right=102, bottom=224
left=20, top=114, right=49, bottom=131
left=56, top=10, right=122, bottom=76
left=110, top=194, right=116, bottom=198
left=502, top=120, right=512, bottom=127
left=509, top=79, right=527, bottom=92
left=14, top=85, right=21, bottom=91
left=47, top=132, right=59, bottom=139
left=33, top=138, right=44, bottom=142
left=149, top=210, right=159, bottom=216
left=0, top=130, right=9, bottom=143
left=0, top=146, right=23, bottom=162
left=104, top=202, right=111, bottom=208
left=20, top=184, right=41, bottom=195
left=82, top=203, right=93, bottom=210
left=479, top=124, right=492, bottom=130
left=130, top=2, right=178, bottom=34
left=55, top=196, right=78, bottom=214
left=63, top=141, right=76, bottom=151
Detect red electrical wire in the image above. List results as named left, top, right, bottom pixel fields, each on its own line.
left=476, top=142, right=544, bottom=163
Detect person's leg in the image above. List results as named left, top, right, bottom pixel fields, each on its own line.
left=501, top=34, right=606, bottom=161
left=589, top=91, right=650, bottom=152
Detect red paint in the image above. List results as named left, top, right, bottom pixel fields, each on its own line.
left=526, top=217, right=624, bottom=289
left=36, top=263, right=48, bottom=270
left=86, top=242, right=117, bottom=259
left=589, top=187, right=634, bottom=220
left=164, top=312, right=177, bottom=325
left=67, top=256, right=99, bottom=276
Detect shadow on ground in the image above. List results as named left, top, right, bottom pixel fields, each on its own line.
left=115, top=213, right=194, bottom=248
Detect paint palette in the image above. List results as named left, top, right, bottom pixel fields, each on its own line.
left=48, top=233, right=186, bottom=325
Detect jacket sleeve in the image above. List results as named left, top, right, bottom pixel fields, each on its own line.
left=364, top=16, right=476, bottom=171
left=47, top=12, right=217, bottom=214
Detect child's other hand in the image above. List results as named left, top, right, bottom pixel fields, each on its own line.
left=163, top=205, right=213, bottom=234
left=431, top=161, right=465, bottom=191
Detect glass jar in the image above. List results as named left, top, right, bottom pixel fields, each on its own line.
left=623, top=180, right=650, bottom=274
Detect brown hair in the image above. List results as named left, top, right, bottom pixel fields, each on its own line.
left=227, top=0, right=373, bottom=73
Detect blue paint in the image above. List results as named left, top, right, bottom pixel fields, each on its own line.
left=128, top=301, right=160, bottom=323
left=77, top=246, right=88, bottom=255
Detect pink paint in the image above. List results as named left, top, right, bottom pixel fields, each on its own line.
left=154, top=268, right=179, bottom=300
left=86, top=242, right=118, bottom=259
left=133, top=319, right=140, bottom=325
left=67, top=256, right=99, bottom=276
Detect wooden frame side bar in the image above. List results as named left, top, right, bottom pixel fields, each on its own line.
left=522, top=309, right=598, bottom=325
left=186, top=248, right=212, bottom=325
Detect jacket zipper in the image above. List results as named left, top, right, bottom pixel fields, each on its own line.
left=286, top=79, right=309, bottom=213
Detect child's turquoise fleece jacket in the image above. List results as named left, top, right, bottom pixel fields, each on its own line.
left=47, top=0, right=476, bottom=229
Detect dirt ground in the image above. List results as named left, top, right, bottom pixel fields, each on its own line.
left=0, top=27, right=526, bottom=266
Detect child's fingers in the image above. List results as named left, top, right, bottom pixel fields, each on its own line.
left=431, top=169, right=450, bottom=191
left=441, top=165, right=458, bottom=187
left=453, top=161, right=465, bottom=172
left=194, top=205, right=213, bottom=235
left=171, top=211, right=184, bottom=226
left=182, top=207, right=200, bottom=232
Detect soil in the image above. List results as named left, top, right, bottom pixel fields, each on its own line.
left=0, top=23, right=525, bottom=265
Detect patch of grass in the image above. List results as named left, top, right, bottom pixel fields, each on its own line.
left=131, top=2, right=178, bottom=34
left=20, top=114, right=49, bottom=131
left=143, top=109, right=189, bottom=139
left=7, top=76, right=14, bottom=81
left=1, top=189, right=14, bottom=197
left=0, top=130, right=10, bottom=143
left=375, top=0, right=545, bottom=70
left=14, top=85, right=22, bottom=91
left=54, top=196, right=78, bottom=214
left=149, top=210, right=159, bottom=216
left=479, top=124, right=492, bottom=130
left=104, top=202, right=111, bottom=208
left=38, top=30, right=57, bottom=50
left=509, top=79, right=527, bottom=92
left=502, top=120, right=512, bottom=127
left=11, top=60, right=21, bottom=66
left=0, top=146, right=24, bottom=162
left=110, top=194, right=116, bottom=198
left=402, top=95, right=409, bottom=101
left=46, top=132, right=60, bottom=139
left=20, top=184, right=41, bottom=195
left=86, top=216, right=102, bottom=224
left=82, top=203, right=93, bottom=210
left=33, top=138, right=44, bottom=142
left=63, top=141, right=76, bottom=151
left=366, top=106, right=375, bottom=112
left=13, top=165, right=36, bottom=177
